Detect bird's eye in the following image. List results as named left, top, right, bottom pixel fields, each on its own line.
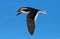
left=23, top=9, right=29, bottom=12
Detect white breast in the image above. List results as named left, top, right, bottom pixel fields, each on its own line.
left=34, top=10, right=47, bottom=21
left=34, top=11, right=39, bottom=22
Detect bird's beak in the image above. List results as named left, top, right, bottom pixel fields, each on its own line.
left=16, top=11, right=23, bottom=16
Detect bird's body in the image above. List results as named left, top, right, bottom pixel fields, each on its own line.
left=26, top=9, right=39, bottom=35
left=17, top=7, right=46, bottom=35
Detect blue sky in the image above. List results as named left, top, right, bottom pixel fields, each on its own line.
left=0, top=0, right=60, bottom=39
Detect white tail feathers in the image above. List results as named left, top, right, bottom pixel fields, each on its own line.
left=38, top=10, right=47, bottom=14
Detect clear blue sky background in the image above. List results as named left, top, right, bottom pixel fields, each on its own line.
left=0, top=0, right=60, bottom=39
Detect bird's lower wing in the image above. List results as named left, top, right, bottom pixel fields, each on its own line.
left=26, top=17, right=35, bottom=35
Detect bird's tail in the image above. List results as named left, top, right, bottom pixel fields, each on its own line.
left=39, top=10, right=47, bottom=14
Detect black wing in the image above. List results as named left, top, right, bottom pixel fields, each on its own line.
left=26, top=15, right=35, bottom=35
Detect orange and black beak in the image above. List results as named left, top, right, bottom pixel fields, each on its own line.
left=16, top=11, right=23, bottom=16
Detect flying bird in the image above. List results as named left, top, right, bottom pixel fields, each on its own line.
left=17, top=7, right=46, bottom=35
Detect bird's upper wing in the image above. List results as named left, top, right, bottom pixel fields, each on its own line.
left=26, top=15, right=35, bottom=35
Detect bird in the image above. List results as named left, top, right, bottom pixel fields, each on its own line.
left=17, top=7, right=46, bottom=35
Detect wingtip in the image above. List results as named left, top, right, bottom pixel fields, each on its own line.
left=30, top=33, right=34, bottom=36
left=29, top=31, right=34, bottom=35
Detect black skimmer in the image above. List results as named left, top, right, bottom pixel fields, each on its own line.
left=17, top=7, right=46, bottom=35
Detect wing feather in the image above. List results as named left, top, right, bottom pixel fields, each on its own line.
left=26, top=16, right=35, bottom=35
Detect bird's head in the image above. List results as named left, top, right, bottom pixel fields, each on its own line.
left=16, top=7, right=30, bottom=16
